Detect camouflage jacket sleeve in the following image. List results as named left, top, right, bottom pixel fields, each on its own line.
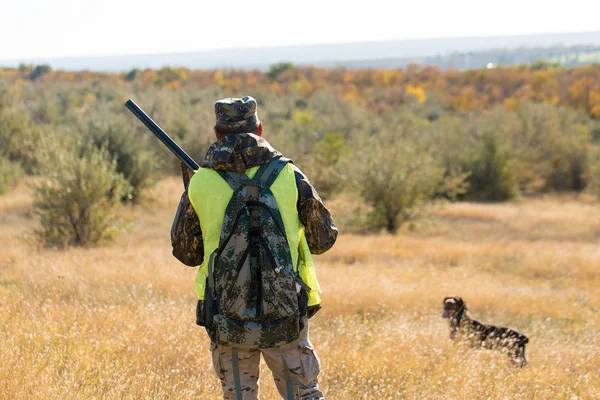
left=292, top=164, right=338, bottom=255
left=171, top=190, right=204, bottom=266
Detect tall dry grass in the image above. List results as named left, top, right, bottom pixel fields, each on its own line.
left=1, top=178, right=599, bottom=399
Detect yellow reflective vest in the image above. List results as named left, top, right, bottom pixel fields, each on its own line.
left=187, top=164, right=322, bottom=306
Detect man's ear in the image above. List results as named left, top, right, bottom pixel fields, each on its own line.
left=257, top=122, right=263, bottom=137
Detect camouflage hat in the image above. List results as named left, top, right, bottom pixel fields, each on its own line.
left=214, top=96, right=260, bottom=131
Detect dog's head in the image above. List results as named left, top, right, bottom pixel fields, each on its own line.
left=442, top=296, right=466, bottom=319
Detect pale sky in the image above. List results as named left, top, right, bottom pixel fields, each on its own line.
left=1, top=0, right=599, bottom=59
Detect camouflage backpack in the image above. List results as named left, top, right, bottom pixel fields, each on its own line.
left=204, top=158, right=308, bottom=348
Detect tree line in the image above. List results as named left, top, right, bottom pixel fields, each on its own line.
left=3, top=62, right=600, bottom=118
left=0, top=63, right=599, bottom=246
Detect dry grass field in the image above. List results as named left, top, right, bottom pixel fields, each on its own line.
left=1, top=178, right=599, bottom=399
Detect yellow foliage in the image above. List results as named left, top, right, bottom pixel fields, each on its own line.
left=343, top=71, right=356, bottom=84
left=405, top=85, right=426, bottom=103
left=0, top=63, right=599, bottom=118
left=569, top=78, right=593, bottom=108
left=269, top=81, right=281, bottom=94
left=229, top=76, right=243, bottom=92
left=83, top=93, right=95, bottom=104
left=165, top=80, right=181, bottom=90
left=504, top=97, right=518, bottom=111
left=291, top=110, right=314, bottom=124
left=450, top=87, right=479, bottom=112
left=175, top=68, right=189, bottom=81
left=212, top=70, right=226, bottom=88
left=532, top=70, right=554, bottom=88
left=245, top=73, right=259, bottom=88
left=514, top=83, right=533, bottom=99
left=589, top=90, right=600, bottom=117
left=342, top=84, right=361, bottom=102
left=292, top=78, right=314, bottom=96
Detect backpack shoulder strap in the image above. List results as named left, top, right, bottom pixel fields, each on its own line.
left=216, top=170, right=243, bottom=191
left=252, top=158, right=289, bottom=188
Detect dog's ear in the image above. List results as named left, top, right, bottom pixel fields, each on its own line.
left=455, top=297, right=465, bottom=309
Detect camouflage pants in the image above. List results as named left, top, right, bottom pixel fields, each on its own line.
left=210, top=329, right=323, bottom=400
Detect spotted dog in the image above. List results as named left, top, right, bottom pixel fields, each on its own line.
left=442, top=296, right=529, bottom=367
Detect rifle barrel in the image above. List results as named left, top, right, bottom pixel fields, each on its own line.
left=124, top=99, right=200, bottom=171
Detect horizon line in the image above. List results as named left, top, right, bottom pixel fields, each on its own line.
left=2, top=29, right=599, bottom=63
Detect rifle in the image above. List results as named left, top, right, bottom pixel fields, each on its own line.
left=124, top=99, right=200, bottom=171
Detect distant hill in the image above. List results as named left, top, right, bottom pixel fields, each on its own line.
left=338, top=45, right=600, bottom=70
left=1, top=31, right=600, bottom=71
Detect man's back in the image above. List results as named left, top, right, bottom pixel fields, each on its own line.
left=192, top=155, right=305, bottom=348
left=171, top=96, right=337, bottom=400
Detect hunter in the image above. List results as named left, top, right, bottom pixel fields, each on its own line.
left=171, top=96, right=338, bottom=400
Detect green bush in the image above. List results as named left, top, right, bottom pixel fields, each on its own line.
left=347, top=122, right=444, bottom=233
left=467, top=132, right=520, bottom=201
left=32, top=144, right=131, bottom=247
left=0, top=111, right=43, bottom=174
left=301, top=132, right=349, bottom=199
left=431, top=116, right=473, bottom=201
left=442, top=103, right=590, bottom=200
left=0, top=85, right=43, bottom=174
left=511, top=102, right=592, bottom=192
left=0, top=159, right=22, bottom=194
left=443, top=109, right=520, bottom=201
left=87, top=118, right=159, bottom=201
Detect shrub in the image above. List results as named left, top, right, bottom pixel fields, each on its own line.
left=347, top=124, right=444, bottom=233
left=87, top=118, right=159, bottom=201
left=432, top=116, right=474, bottom=201
left=0, top=110, right=43, bottom=174
left=301, top=132, right=349, bottom=199
left=0, top=84, right=43, bottom=174
left=0, top=159, right=22, bottom=194
left=32, top=144, right=131, bottom=247
left=467, top=132, right=520, bottom=201
left=511, top=102, right=592, bottom=192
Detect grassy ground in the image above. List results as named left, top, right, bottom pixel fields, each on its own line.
left=1, top=178, right=599, bottom=399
